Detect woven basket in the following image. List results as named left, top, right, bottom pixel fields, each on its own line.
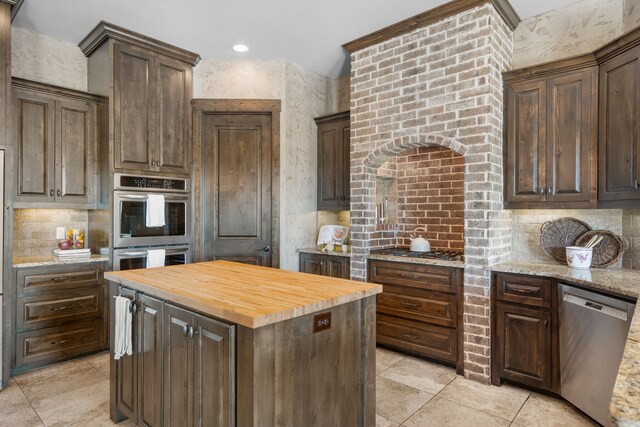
left=575, top=230, right=625, bottom=268
left=540, top=218, right=592, bottom=264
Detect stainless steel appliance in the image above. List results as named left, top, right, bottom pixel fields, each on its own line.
left=112, top=245, right=191, bottom=271
left=0, top=149, right=4, bottom=389
left=559, top=283, right=635, bottom=427
left=113, top=173, right=190, bottom=248
left=369, top=247, right=464, bottom=262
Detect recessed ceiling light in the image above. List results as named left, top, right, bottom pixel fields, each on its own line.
left=232, top=44, right=249, bottom=53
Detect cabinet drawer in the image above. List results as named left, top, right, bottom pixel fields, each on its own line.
left=377, top=289, right=457, bottom=327
left=16, top=286, right=105, bottom=331
left=495, top=273, right=551, bottom=308
left=15, top=319, right=105, bottom=368
left=368, top=260, right=460, bottom=294
left=376, top=314, right=457, bottom=363
left=17, top=265, right=103, bottom=295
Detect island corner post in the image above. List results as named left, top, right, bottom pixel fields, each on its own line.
left=104, top=261, right=380, bottom=426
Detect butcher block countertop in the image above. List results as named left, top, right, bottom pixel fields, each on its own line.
left=104, top=260, right=382, bottom=329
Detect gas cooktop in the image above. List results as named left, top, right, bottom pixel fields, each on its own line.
left=369, top=247, right=464, bottom=262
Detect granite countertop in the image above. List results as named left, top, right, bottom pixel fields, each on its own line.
left=299, top=247, right=351, bottom=258
left=105, top=260, right=381, bottom=329
left=367, top=253, right=464, bottom=269
left=13, top=254, right=110, bottom=269
left=490, top=261, right=640, bottom=426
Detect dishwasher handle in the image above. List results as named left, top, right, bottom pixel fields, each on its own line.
left=563, top=292, right=629, bottom=322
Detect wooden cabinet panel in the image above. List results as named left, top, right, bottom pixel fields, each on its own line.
left=599, top=46, right=640, bottom=202
left=14, top=89, right=55, bottom=201
left=300, top=253, right=325, bottom=276
left=368, top=260, right=457, bottom=294
left=17, top=265, right=102, bottom=295
left=325, top=256, right=350, bottom=279
left=17, top=287, right=103, bottom=331
left=316, top=111, right=350, bottom=210
left=506, top=80, right=546, bottom=204
left=56, top=98, right=94, bottom=204
left=116, top=287, right=138, bottom=421
left=504, top=67, right=597, bottom=208
left=138, top=294, right=163, bottom=427
left=15, top=319, right=104, bottom=368
left=496, top=273, right=551, bottom=308
left=193, top=313, right=234, bottom=427
left=546, top=70, right=597, bottom=203
left=377, top=290, right=456, bottom=327
left=163, top=304, right=194, bottom=427
left=156, top=55, right=191, bottom=175
left=377, top=314, right=457, bottom=363
left=495, top=304, right=551, bottom=389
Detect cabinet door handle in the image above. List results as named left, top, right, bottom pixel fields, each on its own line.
left=507, top=284, right=538, bottom=294
left=547, top=187, right=552, bottom=195
left=56, top=189, right=61, bottom=197
left=49, top=189, right=54, bottom=197
left=540, top=186, right=545, bottom=195
left=182, top=323, right=189, bottom=337
left=635, top=180, right=639, bottom=189
left=401, top=333, right=421, bottom=341
left=49, top=304, right=75, bottom=311
left=130, top=302, right=137, bottom=314
left=188, top=326, right=198, bottom=339
left=544, top=319, right=549, bottom=328
left=401, top=301, right=421, bottom=308
left=399, top=273, right=420, bottom=280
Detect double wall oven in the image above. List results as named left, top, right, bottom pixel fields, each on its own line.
left=113, top=173, right=191, bottom=270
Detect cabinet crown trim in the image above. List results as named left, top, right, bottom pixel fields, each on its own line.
left=12, top=77, right=107, bottom=103
left=79, top=20, right=201, bottom=66
left=314, top=110, right=350, bottom=125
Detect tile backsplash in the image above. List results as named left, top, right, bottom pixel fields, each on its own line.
left=622, top=209, right=640, bottom=269
left=13, top=209, right=89, bottom=257
left=510, top=209, right=625, bottom=267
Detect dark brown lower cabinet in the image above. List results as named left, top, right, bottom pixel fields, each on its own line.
left=299, top=252, right=350, bottom=279
left=368, top=259, right=463, bottom=373
left=114, top=289, right=234, bottom=427
left=491, top=272, right=557, bottom=393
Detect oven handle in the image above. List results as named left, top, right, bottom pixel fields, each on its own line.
left=118, top=248, right=189, bottom=257
left=118, top=194, right=190, bottom=201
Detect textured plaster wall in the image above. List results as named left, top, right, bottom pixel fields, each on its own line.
left=11, top=27, right=87, bottom=91
left=623, top=0, right=640, bottom=32
left=193, top=59, right=339, bottom=270
left=513, top=0, right=624, bottom=68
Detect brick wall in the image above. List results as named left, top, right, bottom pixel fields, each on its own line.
left=349, top=3, right=513, bottom=383
left=396, top=146, right=464, bottom=250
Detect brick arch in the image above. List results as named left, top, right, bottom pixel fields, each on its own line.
left=362, top=134, right=470, bottom=169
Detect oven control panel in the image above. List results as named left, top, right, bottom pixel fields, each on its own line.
left=114, top=173, right=189, bottom=192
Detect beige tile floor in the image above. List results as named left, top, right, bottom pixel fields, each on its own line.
left=0, top=348, right=597, bottom=426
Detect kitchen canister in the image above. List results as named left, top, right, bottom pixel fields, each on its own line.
left=565, top=246, right=593, bottom=269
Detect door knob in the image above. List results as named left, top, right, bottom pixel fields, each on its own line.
left=263, top=246, right=270, bottom=252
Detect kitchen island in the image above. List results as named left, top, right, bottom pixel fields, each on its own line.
left=104, top=261, right=381, bottom=427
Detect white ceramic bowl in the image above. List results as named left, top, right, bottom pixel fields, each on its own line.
left=565, top=246, right=593, bottom=269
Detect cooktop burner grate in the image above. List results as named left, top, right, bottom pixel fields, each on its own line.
left=369, top=247, right=464, bottom=262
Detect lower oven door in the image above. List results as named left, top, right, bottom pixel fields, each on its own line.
left=114, top=192, right=190, bottom=248
left=112, top=246, right=191, bottom=271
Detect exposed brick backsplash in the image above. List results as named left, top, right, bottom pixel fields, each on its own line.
left=13, top=209, right=89, bottom=257
left=396, top=146, right=464, bottom=250
left=349, top=3, right=514, bottom=383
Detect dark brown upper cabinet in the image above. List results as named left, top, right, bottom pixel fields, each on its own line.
left=315, top=111, right=350, bottom=211
left=80, top=22, right=199, bottom=177
left=12, top=79, right=104, bottom=208
left=598, top=43, right=640, bottom=205
left=504, top=61, right=598, bottom=209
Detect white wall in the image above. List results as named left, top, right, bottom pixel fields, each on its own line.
left=12, top=27, right=87, bottom=90
left=193, top=58, right=339, bottom=270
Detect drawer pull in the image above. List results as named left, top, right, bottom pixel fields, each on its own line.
left=399, top=273, right=420, bottom=279
left=51, top=276, right=72, bottom=282
left=51, top=339, right=70, bottom=346
left=49, top=305, right=75, bottom=311
left=401, top=301, right=421, bottom=308
left=508, top=285, right=538, bottom=294
left=401, top=333, right=421, bottom=341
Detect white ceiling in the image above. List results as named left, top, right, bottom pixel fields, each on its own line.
left=13, top=0, right=579, bottom=78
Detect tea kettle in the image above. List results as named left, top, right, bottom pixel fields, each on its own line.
left=410, top=227, right=431, bottom=252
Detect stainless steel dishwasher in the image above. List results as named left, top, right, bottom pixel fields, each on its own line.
left=559, top=283, right=635, bottom=427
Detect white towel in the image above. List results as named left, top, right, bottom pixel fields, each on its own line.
left=145, top=194, right=165, bottom=227
left=113, top=296, right=133, bottom=360
left=147, top=249, right=166, bottom=268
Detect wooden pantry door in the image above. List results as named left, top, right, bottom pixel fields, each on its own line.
left=193, top=100, right=280, bottom=267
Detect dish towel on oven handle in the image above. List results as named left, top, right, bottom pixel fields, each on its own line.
left=145, top=194, right=165, bottom=227
left=113, top=296, right=133, bottom=360
left=147, top=249, right=166, bottom=268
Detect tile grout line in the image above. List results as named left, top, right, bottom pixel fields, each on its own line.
left=435, top=394, right=522, bottom=424
left=510, top=392, right=532, bottom=425
left=14, top=379, right=47, bottom=427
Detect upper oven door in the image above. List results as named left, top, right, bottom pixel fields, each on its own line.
left=114, top=192, right=191, bottom=248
